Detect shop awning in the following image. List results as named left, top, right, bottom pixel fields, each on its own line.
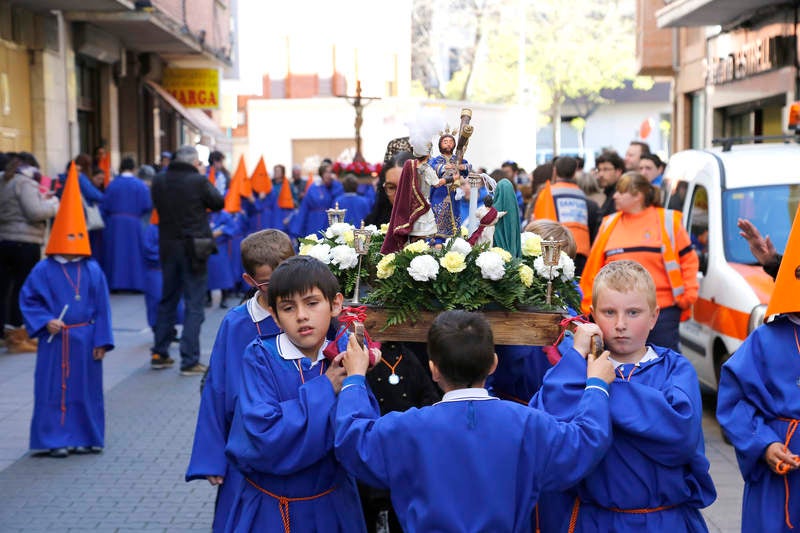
left=65, top=9, right=229, bottom=65
left=656, top=0, right=789, bottom=28
left=145, top=80, right=230, bottom=151
left=18, top=0, right=131, bottom=12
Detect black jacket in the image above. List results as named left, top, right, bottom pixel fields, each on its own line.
left=151, top=161, right=224, bottom=242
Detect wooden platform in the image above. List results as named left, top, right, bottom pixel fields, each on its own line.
left=362, top=307, right=564, bottom=345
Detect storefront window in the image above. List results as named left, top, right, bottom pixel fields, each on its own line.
left=76, top=55, right=101, bottom=155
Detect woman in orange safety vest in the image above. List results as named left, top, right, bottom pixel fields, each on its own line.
left=580, top=172, right=699, bottom=352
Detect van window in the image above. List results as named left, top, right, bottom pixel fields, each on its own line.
left=688, top=186, right=709, bottom=273
left=662, top=179, right=689, bottom=212
left=723, top=184, right=800, bottom=264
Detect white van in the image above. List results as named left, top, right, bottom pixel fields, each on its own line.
left=661, top=144, right=800, bottom=390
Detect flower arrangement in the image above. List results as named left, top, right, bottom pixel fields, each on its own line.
left=331, top=160, right=383, bottom=178
left=364, top=232, right=582, bottom=327
left=298, top=222, right=384, bottom=296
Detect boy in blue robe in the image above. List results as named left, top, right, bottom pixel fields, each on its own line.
left=717, top=209, right=800, bottom=532
left=224, top=256, right=373, bottom=532
left=532, top=260, right=716, bottom=532
left=246, top=190, right=277, bottom=233
left=20, top=163, right=114, bottom=458
left=142, top=211, right=183, bottom=330
left=357, top=181, right=376, bottom=210
left=207, top=211, right=236, bottom=295
left=334, top=175, right=370, bottom=227
left=335, top=310, right=615, bottom=533
left=288, top=163, right=343, bottom=240
left=100, top=157, right=152, bottom=291
left=187, top=229, right=295, bottom=532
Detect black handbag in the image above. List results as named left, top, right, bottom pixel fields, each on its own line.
left=189, top=237, right=217, bottom=272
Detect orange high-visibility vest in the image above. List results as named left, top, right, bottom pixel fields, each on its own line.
left=550, top=182, right=591, bottom=258
left=580, top=207, right=691, bottom=320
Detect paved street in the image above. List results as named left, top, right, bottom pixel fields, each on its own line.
left=0, top=294, right=743, bottom=532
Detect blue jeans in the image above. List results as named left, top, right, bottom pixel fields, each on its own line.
left=152, top=241, right=207, bottom=369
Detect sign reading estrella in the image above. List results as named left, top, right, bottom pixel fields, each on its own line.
left=162, top=68, right=219, bottom=109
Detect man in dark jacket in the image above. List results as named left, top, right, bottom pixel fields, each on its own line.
left=150, top=145, right=224, bottom=375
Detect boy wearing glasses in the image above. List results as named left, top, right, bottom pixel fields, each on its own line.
left=186, top=229, right=294, bottom=532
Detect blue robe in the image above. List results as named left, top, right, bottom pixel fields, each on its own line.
left=289, top=182, right=342, bottom=239
left=246, top=192, right=278, bottom=233
left=531, top=345, right=716, bottom=532
left=717, top=315, right=800, bottom=532
left=20, top=257, right=114, bottom=450
left=488, top=345, right=554, bottom=404
left=142, top=224, right=183, bottom=328
left=333, top=192, right=370, bottom=227
left=186, top=299, right=281, bottom=532
left=224, top=333, right=363, bottom=532
left=228, top=213, right=249, bottom=293
left=357, top=183, right=376, bottom=210
left=208, top=212, right=236, bottom=291
left=335, top=382, right=611, bottom=533
left=100, top=174, right=151, bottom=291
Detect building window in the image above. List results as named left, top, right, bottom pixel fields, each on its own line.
left=76, top=55, right=101, bottom=155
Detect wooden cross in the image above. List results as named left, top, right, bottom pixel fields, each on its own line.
left=339, top=80, right=380, bottom=162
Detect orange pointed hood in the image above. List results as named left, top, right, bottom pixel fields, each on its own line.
left=224, top=165, right=242, bottom=213
left=150, top=209, right=159, bottom=225
left=766, top=205, right=800, bottom=318
left=208, top=165, right=216, bottom=186
left=233, top=155, right=252, bottom=198
left=45, top=161, right=91, bottom=256
left=277, top=177, right=295, bottom=209
left=251, top=156, right=272, bottom=195
left=532, top=180, right=557, bottom=221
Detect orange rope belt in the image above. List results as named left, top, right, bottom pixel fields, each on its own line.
left=246, top=477, right=336, bottom=533
left=59, top=322, right=89, bottom=425
left=567, top=497, right=676, bottom=532
left=776, top=417, right=799, bottom=529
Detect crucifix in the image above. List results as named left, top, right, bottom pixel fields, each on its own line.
left=339, top=80, right=380, bottom=162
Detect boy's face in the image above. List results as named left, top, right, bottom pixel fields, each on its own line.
left=243, top=264, right=273, bottom=298
left=592, top=287, right=658, bottom=361
left=270, top=288, right=343, bottom=359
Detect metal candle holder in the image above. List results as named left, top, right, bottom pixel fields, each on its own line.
left=540, top=239, right=563, bottom=306
left=351, top=222, right=373, bottom=303
left=326, top=202, right=346, bottom=226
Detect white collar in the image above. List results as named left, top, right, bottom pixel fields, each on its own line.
left=437, top=388, right=498, bottom=404
left=275, top=332, right=328, bottom=366
left=120, top=171, right=135, bottom=177
left=246, top=293, right=271, bottom=323
left=609, top=346, right=658, bottom=369
left=52, top=255, right=84, bottom=263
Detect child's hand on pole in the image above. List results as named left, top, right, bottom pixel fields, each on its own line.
left=342, top=333, right=369, bottom=377
left=325, top=354, right=347, bottom=394
left=573, top=323, right=603, bottom=359
left=586, top=349, right=615, bottom=385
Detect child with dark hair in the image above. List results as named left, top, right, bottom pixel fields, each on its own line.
left=334, top=174, right=371, bottom=227
left=335, top=310, right=615, bottom=533
left=224, top=255, right=374, bottom=532
left=186, top=229, right=294, bottom=532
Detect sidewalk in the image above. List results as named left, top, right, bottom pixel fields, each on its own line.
left=0, top=294, right=228, bottom=532
left=0, top=294, right=744, bottom=532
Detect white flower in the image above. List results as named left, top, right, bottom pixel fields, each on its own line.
left=407, top=254, right=440, bottom=282
left=325, top=222, right=355, bottom=240
left=559, top=251, right=576, bottom=281
left=475, top=251, right=506, bottom=281
left=306, top=243, right=332, bottom=264
left=363, top=224, right=380, bottom=235
left=446, top=237, right=472, bottom=256
left=533, top=255, right=560, bottom=280
left=490, top=247, right=512, bottom=263
left=330, top=245, right=359, bottom=270
left=304, top=233, right=320, bottom=242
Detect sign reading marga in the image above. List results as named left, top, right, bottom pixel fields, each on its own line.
left=162, top=68, right=219, bottom=109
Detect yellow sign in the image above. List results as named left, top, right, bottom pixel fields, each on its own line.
left=162, top=68, right=219, bottom=109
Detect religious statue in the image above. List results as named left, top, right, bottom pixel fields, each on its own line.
left=468, top=195, right=506, bottom=247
